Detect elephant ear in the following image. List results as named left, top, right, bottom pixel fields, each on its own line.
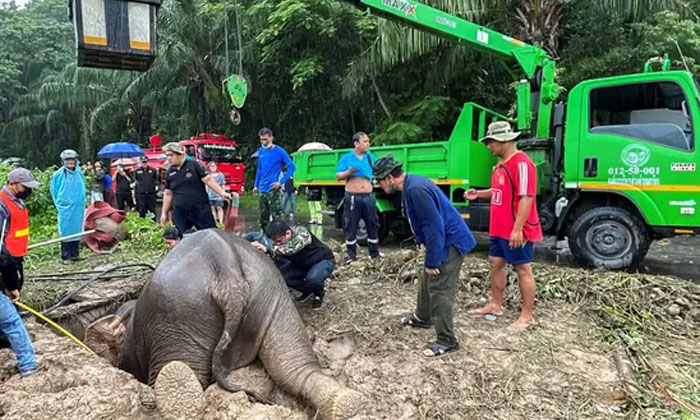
left=85, top=314, right=126, bottom=367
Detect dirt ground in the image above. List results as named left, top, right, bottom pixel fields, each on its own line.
left=1, top=246, right=698, bottom=419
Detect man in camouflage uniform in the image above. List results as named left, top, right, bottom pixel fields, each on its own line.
left=253, top=128, right=296, bottom=230
left=263, top=219, right=335, bottom=309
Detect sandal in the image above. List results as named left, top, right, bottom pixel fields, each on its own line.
left=399, top=313, right=432, bottom=329
left=422, top=342, right=459, bottom=358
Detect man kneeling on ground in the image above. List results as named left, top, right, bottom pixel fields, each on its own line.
left=264, top=220, right=335, bottom=309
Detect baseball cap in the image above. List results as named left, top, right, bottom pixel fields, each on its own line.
left=8, top=168, right=40, bottom=188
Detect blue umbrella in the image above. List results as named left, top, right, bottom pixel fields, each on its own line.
left=97, top=142, right=146, bottom=159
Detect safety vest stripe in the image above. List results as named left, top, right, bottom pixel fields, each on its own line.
left=15, top=228, right=29, bottom=238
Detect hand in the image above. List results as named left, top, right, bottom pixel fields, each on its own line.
left=509, top=229, right=524, bottom=250
left=425, top=268, right=440, bottom=276
left=465, top=188, right=479, bottom=200
left=221, top=191, right=232, bottom=201
left=272, top=182, right=281, bottom=190
left=253, top=187, right=259, bottom=196
left=160, top=213, right=168, bottom=226
left=6, top=289, right=19, bottom=302
left=251, top=241, right=267, bottom=253
left=348, top=167, right=358, bottom=174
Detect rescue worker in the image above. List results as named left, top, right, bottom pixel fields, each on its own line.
left=253, top=128, right=296, bottom=230
left=373, top=155, right=476, bottom=357
left=335, top=132, right=379, bottom=264
left=134, top=156, right=158, bottom=219
left=162, top=227, right=182, bottom=250
left=50, top=149, right=86, bottom=264
left=115, top=164, right=135, bottom=211
left=0, top=168, right=39, bottom=377
left=159, top=142, right=231, bottom=233
left=264, top=219, right=335, bottom=309
left=465, top=121, right=543, bottom=330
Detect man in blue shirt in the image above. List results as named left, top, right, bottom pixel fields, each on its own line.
left=253, top=128, right=296, bottom=230
left=335, top=132, right=379, bottom=264
left=373, top=155, right=476, bottom=357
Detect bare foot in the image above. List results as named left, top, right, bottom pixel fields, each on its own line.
left=468, top=304, right=504, bottom=317
left=509, top=316, right=534, bottom=331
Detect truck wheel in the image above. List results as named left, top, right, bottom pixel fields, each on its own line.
left=568, top=206, right=651, bottom=270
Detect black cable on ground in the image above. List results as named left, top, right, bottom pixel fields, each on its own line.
left=42, top=263, right=155, bottom=315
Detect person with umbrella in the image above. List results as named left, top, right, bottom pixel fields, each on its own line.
left=159, top=142, right=231, bottom=233
left=50, top=149, right=86, bottom=264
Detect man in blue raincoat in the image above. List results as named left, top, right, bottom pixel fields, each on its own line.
left=50, top=149, right=86, bottom=264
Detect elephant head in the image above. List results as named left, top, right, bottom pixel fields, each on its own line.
left=85, top=300, right=136, bottom=367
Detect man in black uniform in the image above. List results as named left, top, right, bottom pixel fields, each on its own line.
left=159, top=142, right=231, bottom=233
left=263, top=219, right=335, bottom=308
left=134, top=156, right=158, bottom=219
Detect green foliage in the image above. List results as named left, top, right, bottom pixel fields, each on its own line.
left=372, top=96, right=458, bottom=145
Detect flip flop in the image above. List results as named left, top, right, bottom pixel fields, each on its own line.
left=422, top=342, right=459, bottom=358
left=400, top=313, right=432, bottom=329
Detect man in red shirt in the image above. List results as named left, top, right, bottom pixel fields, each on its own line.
left=465, top=121, right=542, bottom=330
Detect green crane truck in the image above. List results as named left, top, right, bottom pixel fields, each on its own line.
left=293, top=0, right=700, bottom=270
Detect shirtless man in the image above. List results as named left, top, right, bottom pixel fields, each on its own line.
left=335, top=132, right=380, bottom=264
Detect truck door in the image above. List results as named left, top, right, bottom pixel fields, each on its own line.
left=578, top=77, right=700, bottom=228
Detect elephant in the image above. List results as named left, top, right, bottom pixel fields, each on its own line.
left=85, top=229, right=362, bottom=420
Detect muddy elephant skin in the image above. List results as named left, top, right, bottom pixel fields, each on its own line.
left=86, top=229, right=362, bottom=419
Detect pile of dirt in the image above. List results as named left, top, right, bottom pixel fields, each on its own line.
left=2, top=246, right=699, bottom=419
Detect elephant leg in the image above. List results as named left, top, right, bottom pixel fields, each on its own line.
left=154, top=361, right=204, bottom=420
left=256, top=297, right=365, bottom=419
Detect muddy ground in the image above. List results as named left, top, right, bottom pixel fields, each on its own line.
left=1, top=245, right=699, bottom=419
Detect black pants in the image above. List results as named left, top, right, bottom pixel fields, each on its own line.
left=116, top=192, right=134, bottom=211
left=0, top=256, right=24, bottom=291
left=343, top=192, right=379, bottom=259
left=61, top=241, right=80, bottom=261
left=136, top=193, right=156, bottom=218
left=173, top=204, right=216, bottom=233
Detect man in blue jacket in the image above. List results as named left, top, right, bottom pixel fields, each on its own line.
left=253, top=128, right=296, bottom=230
left=373, top=155, right=476, bottom=357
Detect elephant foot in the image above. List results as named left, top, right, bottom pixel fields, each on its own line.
left=154, top=361, right=204, bottom=420
left=322, top=388, right=365, bottom=420
left=307, top=374, right=365, bottom=420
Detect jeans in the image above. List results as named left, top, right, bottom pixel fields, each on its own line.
left=277, top=258, right=335, bottom=296
left=343, top=192, right=379, bottom=259
left=282, top=192, right=296, bottom=215
left=0, top=294, right=36, bottom=374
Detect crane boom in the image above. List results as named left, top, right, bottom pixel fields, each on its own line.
left=353, top=0, right=559, bottom=138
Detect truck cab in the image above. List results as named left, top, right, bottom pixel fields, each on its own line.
left=559, top=69, right=700, bottom=268
left=180, top=133, right=246, bottom=195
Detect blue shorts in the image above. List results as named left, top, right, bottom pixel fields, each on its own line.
left=488, top=237, right=534, bottom=265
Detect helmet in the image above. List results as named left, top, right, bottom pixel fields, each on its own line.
left=372, top=154, right=403, bottom=180
left=60, top=149, right=79, bottom=160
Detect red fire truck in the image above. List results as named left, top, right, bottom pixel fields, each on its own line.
left=144, top=133, right=245, bottom=195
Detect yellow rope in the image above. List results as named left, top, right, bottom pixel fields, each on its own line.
left=14, top=301, right=96, bottom=356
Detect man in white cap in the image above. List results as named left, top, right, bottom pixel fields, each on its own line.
left=465, top=121, right=543, bottom=330
left=0, top=167, right=39, bottom=377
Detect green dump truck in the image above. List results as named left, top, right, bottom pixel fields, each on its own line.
left=294, top=0, right=700, bottom=270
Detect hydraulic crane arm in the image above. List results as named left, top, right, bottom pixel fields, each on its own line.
left=349, top=0, right=559, bottom=138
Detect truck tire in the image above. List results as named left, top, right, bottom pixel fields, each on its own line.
left=568, top=206, right=651, bottom=270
